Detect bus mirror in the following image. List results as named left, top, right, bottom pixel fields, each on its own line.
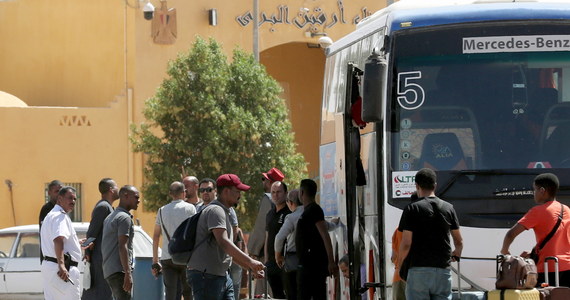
left=362, top=52, right=387, bottom=122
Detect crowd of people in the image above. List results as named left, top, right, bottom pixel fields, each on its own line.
left=38, top=168, right=570, bottom=300
left=37, top=167, right=337, bottom=300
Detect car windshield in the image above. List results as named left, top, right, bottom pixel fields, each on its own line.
left=0, top=233, right=16, bottom=258
left=15, top=233, right=40, bottom=258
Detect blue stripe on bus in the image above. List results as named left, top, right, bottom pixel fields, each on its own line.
left=389, top=3, right=570, bottom=32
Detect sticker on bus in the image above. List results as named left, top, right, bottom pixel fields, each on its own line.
left=392, top=171, right=416, bottom=198
left=463, top=35, right=570, bottom=54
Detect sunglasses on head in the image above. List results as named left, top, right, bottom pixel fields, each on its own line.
left=199, top=187, right=214, bottom=193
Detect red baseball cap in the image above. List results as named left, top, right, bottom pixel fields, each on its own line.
left=216, top=174, right=251, bottom=191
left=262, top=167, right=285, bottom=183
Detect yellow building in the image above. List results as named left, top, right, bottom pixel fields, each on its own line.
left=0, top=0, right=386, bottom=232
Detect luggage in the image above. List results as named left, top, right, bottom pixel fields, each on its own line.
left=487, top=289, right=540, bottom=300
left=452, top=256, right=487, bottom=300
left=452, top=291, right=487, bottom=300
left=496, top=255, right=538, bottom=290
left=537, top=256, right=570, bottom=300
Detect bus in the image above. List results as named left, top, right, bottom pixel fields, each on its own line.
left=319, top=0, right=570, bottom=299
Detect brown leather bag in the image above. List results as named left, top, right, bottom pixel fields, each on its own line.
left=496, top=255, right=538, bottom=289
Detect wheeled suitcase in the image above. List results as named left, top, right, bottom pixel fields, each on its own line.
left=487, top=289, right=540, bottom=300
left=537, top=256, right=570, bottom=300
left=452, top=291, right=487, bottom=300
left=452, top=257, right=487, bottom=300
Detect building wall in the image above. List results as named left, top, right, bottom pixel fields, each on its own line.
left=0, top=99, right=133, bottom=228
left=0, top=0, right=386, bottom=234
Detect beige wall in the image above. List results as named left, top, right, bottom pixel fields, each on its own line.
left=261, top=43, right=325, bottom=178
left=0, top=0, right=385, bottom=234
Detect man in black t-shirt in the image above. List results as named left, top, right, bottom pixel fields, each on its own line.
left=295, top=179, right=337, bottom=300
left=265, top=181, right=290, bottom=299
left=398, top=168, right=463, bottom=300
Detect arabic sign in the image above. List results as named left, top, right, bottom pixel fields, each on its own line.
left=235, top=0, right=372, bottom=32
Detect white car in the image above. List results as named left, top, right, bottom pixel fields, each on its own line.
left=0, top=223, right=162, bottom=299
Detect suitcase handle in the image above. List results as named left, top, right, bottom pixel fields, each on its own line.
left=248, top=267, right=268, bottom=299
left=544, top=256, right=559, bottom=287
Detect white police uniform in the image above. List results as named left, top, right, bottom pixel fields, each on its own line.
left=40, top=204, right=82, bottom=300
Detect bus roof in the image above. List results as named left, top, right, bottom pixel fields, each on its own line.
left=327, top=0, right=570, bottom=56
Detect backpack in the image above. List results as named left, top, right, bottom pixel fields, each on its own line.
left=168, top=209, right=209, bottom=265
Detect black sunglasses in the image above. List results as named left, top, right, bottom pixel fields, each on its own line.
left=199, top=187, right=214, bottom=193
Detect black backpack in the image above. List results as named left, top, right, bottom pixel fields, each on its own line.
left=168, top=208, right=210, bottom=265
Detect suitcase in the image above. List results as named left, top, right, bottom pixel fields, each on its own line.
left=487, top=289, right=540, bottom=300
left=452, top=257, right=487, bottom=300
left=452, top=291, right=487, bottom=300
left=537, top=256, right=570, bottom=300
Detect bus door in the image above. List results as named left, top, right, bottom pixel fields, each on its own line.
left=342, top=63, right=367, bottom=300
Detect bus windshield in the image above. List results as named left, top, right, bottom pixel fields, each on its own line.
left=391, top=24, right=570, bottom=172
left=389, top=23, right=570, bottom=226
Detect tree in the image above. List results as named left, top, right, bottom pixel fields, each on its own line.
left=131, top=37, right=307, bottom=230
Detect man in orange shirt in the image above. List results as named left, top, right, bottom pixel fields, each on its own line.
left=501, top=173, right=570, bottom=287
left=391, top=229, right=406, bottom=300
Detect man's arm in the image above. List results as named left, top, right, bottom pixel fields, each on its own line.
left=316, top=220, right=337, bottom=277
left=264, top=231, right=269, bottom=264
left=274, top=215, right=294, bottom=267
left=397, top=230, right=412, bottom=273
left=84, top=205, right=109, bottom=261
left=500, top=223, right=527, bottom=255
left=212, top=228, right=265, bottom=276
left=151, top=224, right=162, bottom=277
left=53, top=236, right=69, bottom=282
left=450, top=229, right=463, bottom=260
left=118, top=235, right=133, bottom=292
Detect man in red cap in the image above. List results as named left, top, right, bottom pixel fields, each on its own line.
left=187, top=174, right=265, bottom=300
left=248, top=168, right=284, bottom=296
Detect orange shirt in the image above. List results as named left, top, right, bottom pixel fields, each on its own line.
left=392, top=229, right=403, bottom=282
left=518, top=200, right=570, bottom=273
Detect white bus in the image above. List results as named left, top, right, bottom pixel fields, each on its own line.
left=319, top=0, right=570, bottom=299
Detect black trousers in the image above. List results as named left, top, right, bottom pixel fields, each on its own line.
left=297, top=265, right=326, bottom=300
left=266, top=260, right=286, bottom=299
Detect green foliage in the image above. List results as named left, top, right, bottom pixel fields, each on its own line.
left=131, top=37, right=307, bottom=231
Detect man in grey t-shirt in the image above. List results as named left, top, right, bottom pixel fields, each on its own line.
left=152, top=181, right=196, bottom=300
left=187, top=174, right=265, bottom=300
left=102, top=185, right=140, bottom=300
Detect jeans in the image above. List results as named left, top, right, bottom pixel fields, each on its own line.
left=106, top=272, right=132, bottom=300
left=229, top=263, right=242, bottom=300
left=162, top=259, right=192, bottom=300
left=187, top=270, right=234, bottom=300
left=405, top=267, right=451, bottom=300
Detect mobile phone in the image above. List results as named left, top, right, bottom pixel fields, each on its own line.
left=81, top=237, right=96, bottom=248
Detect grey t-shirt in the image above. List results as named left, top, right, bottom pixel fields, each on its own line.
left=187, top=200, right=233, bottom=276
left=156, top=199, right=196, bottom=260
left=102, top=207, right=134, bottom=279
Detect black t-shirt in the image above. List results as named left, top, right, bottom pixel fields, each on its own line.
left=38, top=201, right=55, bottom=262
left=398, top=196, right=460, bottom=269
left=266, top=205, right=291, bottom=262
left=295, top=202, right=327, bottom=274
